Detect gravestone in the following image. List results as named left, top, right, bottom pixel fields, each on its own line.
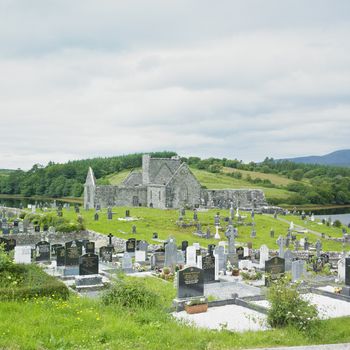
left=14, top=245, right=32, bottom=264
left=236, top=246, right=244, bottom=259
left=186, top=246, right=197, bottom=266
left=65, top=240, right=83, bottom=266
left=94, top=212, right=99, bottom=221
left=138, top=240, right=149, bottom=255
left=177, top=251, right=185, bottom=265
left=85, top=241, right=95, bottom=254
left=284, top=249, right=294, bottom=272
left=150, top=252, right=165, bottom=269
left=51, top=243, right=63, bottom=256
left=122, top=252, right=133, bottom=273
left=214, top=245, right=226, bottom=271
left=181, top=241, right=189, bottom=252
left=125, top=210, right=130, bottom=217
left=202, top=254, right=215, bottom=283
left=164, top=239, right=177, bottom=270
left=152, top=232, right=158, bottom=240
left=135, top=250, right=146, bottom=262
left=315, top=240, right=322, bottom=258
left=79, top=253, right=99, bottom=275
left=177, top=266, right=204, bottom=299
left=251, top=229, right=256, bottom=238
left=56, top=246, right=66, bottom=266
left=345, top=258, right=350, bottom=286
left=126, top=238, right=136, bottom=253
left=259, top=245, right=269, bottom=267
left=265, top=256, right=285, bottom=285
left=132, top=225, right=137, bottom=234
left=100, top=246, right=113, bottom=262
left=207, top=244, right=215, bottom=256
left=277, top=236, right=285, bottom=258
left=292, top=260, right=306, bottom=282
left=338, top=258, right=345, bottom=282
left=35, top=241, right=50, bottom=262
left=34, top=225, right=40, bottom=233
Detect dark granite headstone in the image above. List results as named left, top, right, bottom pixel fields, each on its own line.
left=65, top=240, right=83, bottom=266
left=34, top=225, right=40, bottom=233
left=345, top=258, right=350, bottom=286
left=207, top=244, right=215, bottom=256
left=51, top=243, right=63, bottom=256
left=152, top=232, right=158, bottom=239
left=265, top=256, right=285, bottom=285
left=126, top=210, right=130, bottom=217
left=202, top=255, right=215, bottom=283
left=94, top=212, right=99, bottom=221
left=236, top=246, right=244, bottom=259
left=181, top=240, right=189, bottom=252
left=56, top=246, right=66, bottom=266
left=126, top=238, right=136, bottom=253
left=79, top=253, right=99, bottom=275
left=177, top=266, right=204, bottom=299
left=35, top=241, right=50, bottom=261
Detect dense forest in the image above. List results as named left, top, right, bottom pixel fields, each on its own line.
left=1, top=152, right=350, bottom=206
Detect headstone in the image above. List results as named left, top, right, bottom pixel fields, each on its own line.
left=79, top=253, right=99, bottom=275
left=65, top=240, right=83, bottom=266
left=202, top=254, right=215, bottom=283
left=265, top=256, right=285, bottom=285
left=236, top=246, right=244, bottom=259
left=138, top=240, right=149, bottom=254
left=338, top=258, right=345, bottom=282
left=284, top=249, right=294, bottom=272
left=181, top=241, right=189, bottom=252
left=35, top=241, right=50, bottom=262
left=177, top=266, right=204, bottom=299
left=122, top=252, right=133, bottom=273
left=56, top=246, right=66, bottom=266
left=126, top=238, right=136, bottom=253
left=100, top=246, right=114, bottom=262
left=277, top=235, right=285, bottom=258
left=214, top=245, right=226, bottom=272
left=186, top=246, right=197, bottom=266
left=151, top=252, right=165, bottom=269
left=345, top=258, right=350, bottom=286
left=14, top=245, right=32, bottom=264
left=164, top=239, right=177, bottom=270
left=259, top=245, right=269, bottom=268
left=132, top=225, right=137, bottom=234
left=152, top=232, right=158, bottom=239
left=85, top=241, right=95, bottom=254
left=125, top=210, right=130, bottom=217
left=135, top=250, right=146, bottom=262
left=292, top=260, right=306, bottom=282
left=94, top=212, right=99, bottom=221
left=51, top=243, right=63, bottom=256
left=177, top=251, right=185, bottom=265
left=315, top=240, right=322, bottom=258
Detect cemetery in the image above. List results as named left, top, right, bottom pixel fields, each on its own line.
left=1, top=202, right=350, bottom=349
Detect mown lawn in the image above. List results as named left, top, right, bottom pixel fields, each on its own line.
left=1, top=276, right=350, bottom=350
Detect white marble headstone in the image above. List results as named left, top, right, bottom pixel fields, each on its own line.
left=186, top=246, right=197, bottom=266
left=259, top=244, right=269, bottom=268
left=14, top=245, right=32, bottom=264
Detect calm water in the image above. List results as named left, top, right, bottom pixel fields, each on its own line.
left=314, top=213, right=350, bottom=226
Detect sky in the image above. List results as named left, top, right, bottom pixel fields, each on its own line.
left=1, top=0, right=350, bottom=169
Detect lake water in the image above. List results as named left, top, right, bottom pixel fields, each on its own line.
left=314, top=213, right=350, bottom=226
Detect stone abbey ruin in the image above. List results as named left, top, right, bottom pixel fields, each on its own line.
left=84, top=154, right=267, bottom=209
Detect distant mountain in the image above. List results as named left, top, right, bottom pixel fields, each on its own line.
left=281, top=149, right=350, bottom=167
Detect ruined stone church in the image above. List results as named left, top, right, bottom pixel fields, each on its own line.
left=84, top=154, right=267, bottom=210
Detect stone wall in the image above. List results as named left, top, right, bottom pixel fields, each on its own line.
left=95, top=186, right=147, bottom=207
left=202, top=189, right=267, bottom=209
left=147, top=185, right=166, bottom=209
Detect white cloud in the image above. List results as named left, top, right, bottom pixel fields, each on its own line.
left=0, top=1, right=349, bottom=169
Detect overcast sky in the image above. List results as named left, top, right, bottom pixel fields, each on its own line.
left=1, top=0, right=349, bottom=169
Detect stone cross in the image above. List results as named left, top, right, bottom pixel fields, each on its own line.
left=225, top=225, right=235, bottom=254
left=277, top=235, right=285, bottom=258
left=193, top=210, right=198, bottom=221
left=108, top=233, right=113, bottom=246
left=229, top=203, right=234, bottom=219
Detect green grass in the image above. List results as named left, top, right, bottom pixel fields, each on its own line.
left=103, top=169, right=139, bottom=185
left=222, top=167, right=300, bottom=186
left=59, top=207, right=344, bottom=252
left=1, top=276, right=350, bottom=349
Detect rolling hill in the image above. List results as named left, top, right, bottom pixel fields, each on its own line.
left=281, top=149, right=350, bottom=167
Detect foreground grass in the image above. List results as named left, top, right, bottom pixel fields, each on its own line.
left=1, top=276, right=350, bottom=350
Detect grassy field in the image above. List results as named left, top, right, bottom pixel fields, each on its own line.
left=1, top=275, right=350, bottom=350
left=61, top=207, right=345, bottom=252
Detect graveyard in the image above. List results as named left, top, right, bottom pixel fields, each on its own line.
left=1, top=203, right=350, bottom=349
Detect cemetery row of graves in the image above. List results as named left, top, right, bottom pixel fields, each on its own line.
left=1, top=203, right=350, bottom=348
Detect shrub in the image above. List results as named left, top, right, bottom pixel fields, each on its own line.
left=267, top=276, right=319, bottom=333
left=0, top=245, right=13, bottom=271
left=0, top=264, right=69, bottom=301
left=102, top=277, right=158, bottom=309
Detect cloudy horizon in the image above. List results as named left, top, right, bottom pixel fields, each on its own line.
left=1, top=0, right=349, bottom=169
